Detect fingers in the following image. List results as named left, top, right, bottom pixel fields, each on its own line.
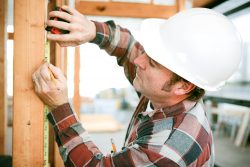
left=32, top=71, right=49, bottom=94
left=47, top=6, right=80, bottom=22
left=47, top=33, right=70, bottom=42
left=40, top=63, right=52, bottom=83
left=47, top=33, right=80, bottom=44
left=32, top=62, right=69, bottom=109
left=61, top=5, right=80, bottom=15
left=46, top=6, right=89, bottom=46
left=32, top=74, right=41, bottom=92
left=57, top=41, right=72, bottom=47
left=48, top=10, right=73, bottom=22
left=32, top=63, right=56, bottom=89
left=46, top=20, right=70, bottom=31
left=48, top=64, right=64, bottom=80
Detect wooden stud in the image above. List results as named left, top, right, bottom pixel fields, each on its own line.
left=73, top=46, right=80, bottom=116
left=52, top=4, right=70, bottom=167
left=76, top=1, right=178, bottom=18
left=54, top=45, right=66, bottom=165
left=53, top=3, right=68, bottom=167
left=54, top=4, right=68, bottom=167
left=8, top=32, right=14, bottom=40
left=177, top=0, right=186, bottom=11
left=13, top=0, right=46, bottom=166
left=63, top=47, right=68, bottom=75
left=193, top=0, right=217, bottom=7
left=45, top=1, right=58, bottom=166
left=55, top=44, right=68, bottom=73
left=52, top=24, right=66, bottom=167
left=0, top=0, right=7, bottom=155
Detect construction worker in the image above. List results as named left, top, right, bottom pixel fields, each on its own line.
left=32, top=6, right=242, bottom=167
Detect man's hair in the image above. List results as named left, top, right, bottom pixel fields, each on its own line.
left=162, top=73, right=205, bottom=101
left=186, top=85, right=205, bottom=101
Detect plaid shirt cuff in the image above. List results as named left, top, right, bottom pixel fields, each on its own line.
left=90, top=20, right=114, bottom=47
left=47, top=103, right=78, bottom=133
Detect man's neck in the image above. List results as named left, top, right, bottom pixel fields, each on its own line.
left=150, top=95, right=188, bottom=110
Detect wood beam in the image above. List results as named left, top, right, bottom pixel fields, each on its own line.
left=54, top=45, right=66, bottom=165
left=53, top=3, right=71, bottom=167
left=13, top=0, right=46, bottom=166
left=53, top=4, right=68, bottom=167
left=76, top=1, right=178, bottom=18
left=193, top=0, right=218, bottom=7
left=8, top=32, right=14, bottom=40
left=55, top=45, right=68, bottom=74
left=53, top=32, right=66, bottom=167
left=73, top=46, right=80, bottom=116
left=0, top=0, right=7, bottom=155
left=177, top=0, right=186, bottom=11
left=47, top=1, right=57, bottom=166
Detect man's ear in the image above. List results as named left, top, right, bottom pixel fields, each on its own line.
left=174, top=81, right=196, bottom=95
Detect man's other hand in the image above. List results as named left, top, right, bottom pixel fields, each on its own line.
left=32, top=63, right=68, bottom=110
left=46, top=5, right=96, bottom=47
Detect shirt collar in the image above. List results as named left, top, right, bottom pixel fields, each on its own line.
left=138, top=99, right=197, bottom=120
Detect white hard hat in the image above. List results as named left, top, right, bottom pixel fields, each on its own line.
left=140, top=8, right=242, bottom=91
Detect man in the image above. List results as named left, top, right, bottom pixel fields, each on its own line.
left=32, top=6, right=242, bottom=167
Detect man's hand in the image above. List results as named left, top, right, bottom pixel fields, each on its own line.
left=46, top=5, right=96, bottom=47
left=32, top=63, right=68, bottom=110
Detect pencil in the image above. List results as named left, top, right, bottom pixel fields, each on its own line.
left=47, top=67, right=57, bottom=86
left=48, top=68, right=55, bottom=80
left=43, top=59, right=56, bottom=81
left=111, top=138, right=117, bottom=154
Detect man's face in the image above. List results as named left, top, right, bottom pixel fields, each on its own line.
left=133, top=54, right=176, bottom=99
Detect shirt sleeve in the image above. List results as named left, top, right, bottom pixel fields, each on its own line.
left=47, top=103, right=180, bottom=167
left=90, top=21, right=145, bottom=86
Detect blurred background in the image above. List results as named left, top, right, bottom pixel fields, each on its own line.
left=2, top=0, right=250, bottom=167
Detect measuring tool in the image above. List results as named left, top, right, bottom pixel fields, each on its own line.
left=43, top=6, right=70, bottom=166
left=45, top=7, right=70, bottom=35
left=43, top=41, right=50, bottom=167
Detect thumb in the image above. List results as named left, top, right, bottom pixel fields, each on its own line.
left=48, top=64, right=64, bottom=79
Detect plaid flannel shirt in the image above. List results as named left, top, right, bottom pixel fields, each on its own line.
left=47, top=21, right=215, bottom=167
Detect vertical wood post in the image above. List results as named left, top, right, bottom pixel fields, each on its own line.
left=73, top=46, right=80, bottom=116
left=0, top=0, right=8, bottom=154
left=13, top=0, right=46, bottom=166
left=54, top=1, right=68, bottom=166
left=54, top=40, right=67, bottom=167
left=54, top=44, right=68, bottom=167
left=177, top=0, right=186, bottom=11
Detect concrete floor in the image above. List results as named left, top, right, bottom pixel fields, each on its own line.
left=214, top=135, right=250, bottom=167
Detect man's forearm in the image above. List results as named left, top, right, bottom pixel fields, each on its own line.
left=91, top=21, right=144, bottom=63
left=47, top=103, right=103, bottom=166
